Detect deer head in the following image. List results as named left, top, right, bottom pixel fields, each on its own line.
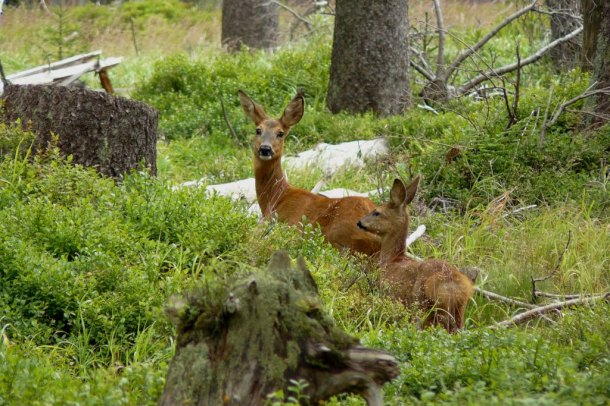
left=238, top=90, right=304, bottom=162
left=357, top=177, right=420, bottom=239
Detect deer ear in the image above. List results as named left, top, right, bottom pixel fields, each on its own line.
left=390, top=178, right=407, bottom=207
left=404, top=176, right=420, bottom=205
left=280, top=93, right=304, bottom=127
left=238, top=90, right=267, bottom=125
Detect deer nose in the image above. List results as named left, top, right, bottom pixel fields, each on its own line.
left=357, top=221, right=366, bottom=230
left=258, top=145, right=274, bottom=159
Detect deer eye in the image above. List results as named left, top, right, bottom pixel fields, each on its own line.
left=277, top=131, right=285, bottom=138
left=255, top=128, right=262, bottom=136
left=372, top=211, right=381, bottom=217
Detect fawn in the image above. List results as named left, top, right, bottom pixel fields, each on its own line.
left=238, top=90, right=382, bottom=255
left=357, top=177, right=474, bottom=332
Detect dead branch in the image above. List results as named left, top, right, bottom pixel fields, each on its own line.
left=265, top=0, right=312, bottom=31
left=458, top=25, right=583, bottom=95
left=544, top=85, right=610, bottom=129
left=493, top=293, right=610, bottom=328
left=531, top=231, right=571, bottom=302
left=432, top=0, right=446, bottom=79
left=40, top=0, right=52, bottom=15
left=445, top=0, right=538, bottom=79
left=410, top=60, right=435, bottom=82
left=535, top=291, right=600, bottom=300
left=219, top=96, right=239, bottom=144
left=475, top=287, right=538, bottom=309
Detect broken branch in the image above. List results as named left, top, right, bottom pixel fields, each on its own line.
left=544, top=85, right=610, bottom=130
left=458, top=25, right=583, bottom=94
left=531, top=231, right=571, bottom=302
left=493, top=293, right=610, bottom=328
left=445, top=0, right=538, bottom=79
left=475, top=287, right=538, bottom=309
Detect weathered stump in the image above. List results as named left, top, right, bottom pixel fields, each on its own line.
left=1, top=84, right=157, bottom=178
left=160, top=251, right=399, bottom=406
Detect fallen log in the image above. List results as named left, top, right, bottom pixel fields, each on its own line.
left=159, top=251, right=399, bottom=406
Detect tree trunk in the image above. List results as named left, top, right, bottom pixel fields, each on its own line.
left=1, top=84, right=157, bottom=178
left=221, top=0, right=279, bottom=52
left=159, top=251, right=399, bottom=406
left=581, top=0, right=610, bottom=127
left=581, top=0, right=602, bottom=71
left=327, top=0, right=410, bottom=116
left=546, top=0, right=582, bottom=70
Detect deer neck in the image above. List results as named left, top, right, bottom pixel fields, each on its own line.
left=254, top=156, right=289, bottom=218
left=379, top=223, right=409, bottom=267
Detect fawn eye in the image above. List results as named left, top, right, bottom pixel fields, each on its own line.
left=372, top=211, right=381, bottom=217
left=255, top=128, right=262, bottom=136
left=277, top=131, right=285, bottom=138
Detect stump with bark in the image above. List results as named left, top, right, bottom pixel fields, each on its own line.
left=1, top=84, right=157, bottom=178
left=159, top=251, right=399, bottom=406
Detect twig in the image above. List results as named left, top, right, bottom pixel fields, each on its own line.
left=39, top=0, right=52, bottom=15
left=445, top=0, right=538, bottom=79
left=535, top=291, right=602, bottom=300
left=219, top=96, right=239, bottom=144
left=539, top=86, right=554, bottom=148
left=544, top=86, right=610, bottom=130
left=265, top=0, right=312, bottom=31
left=410, top=60, right=435, bottom=82
left=493, top=293, right=610, bottom=328
left=458, top=26, right=583, bottom=95
left=130, top=17, right=140, bottom=56
left=531, top=231, right=571, bottom=302
left=475, top=287, right=538, bottom=309
left=432, top=0, right=446, bottom=79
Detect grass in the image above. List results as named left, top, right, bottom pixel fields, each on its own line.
left=0, top=1, right=609, bottom=405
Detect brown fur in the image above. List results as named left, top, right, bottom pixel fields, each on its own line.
left=357, top=178, right=474, bottom=332
left=239, top=90, right=381, bottom=256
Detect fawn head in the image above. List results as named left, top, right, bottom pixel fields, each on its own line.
left=238, top=90, right=304, bottom=161
left=357, top=177, right=420, bottom=237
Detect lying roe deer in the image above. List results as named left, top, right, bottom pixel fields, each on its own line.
left=357, top=177, right=474, bottom=332
left=238, top=90, right=382, bottom=255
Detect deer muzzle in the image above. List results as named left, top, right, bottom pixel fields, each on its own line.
left=258, top=144, right=274, bottom=160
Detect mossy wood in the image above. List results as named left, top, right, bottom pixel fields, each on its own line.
left=1, top=84, right=158, bottom=178
left=159, top=251, right=399, bottom=406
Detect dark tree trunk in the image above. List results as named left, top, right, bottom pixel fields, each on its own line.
left=581, top=0, right=602, bottom=71
left=221, top=0, right=279, bottom=52
left=159, top=251, right=399, bottom=406
left=327, top=0, right=410, bottom=116
left=582, top=0, right=610, bottom=126
left=1, top=84, right=157, bottom=178
left=546, top=0, right=582, bottom=70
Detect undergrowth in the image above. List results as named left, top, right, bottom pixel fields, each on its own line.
left=0, top=2, right=608, bottom=405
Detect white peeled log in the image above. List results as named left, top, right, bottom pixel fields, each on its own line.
left=283, top=138, right=389, bottom=177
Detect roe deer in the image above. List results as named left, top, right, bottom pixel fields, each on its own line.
left=238, top=90, right=381, bottom=255
left=357, top=177, right=474, bottom=332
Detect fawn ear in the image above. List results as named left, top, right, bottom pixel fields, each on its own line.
left=390, top=178, right=407, bottom=207
left=404, top=176, right=420, bottom=205
left=238, top=90, right=267, bottom=125
left=280, top=92, right=304, bottom=128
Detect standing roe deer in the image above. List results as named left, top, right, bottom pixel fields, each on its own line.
left=238, top=90, right=381, bottom=255
left=357, top=177, right=474, bottom=332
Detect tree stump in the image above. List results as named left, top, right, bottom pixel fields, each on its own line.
left=1, top=84, right=158, bottom=178
left=160, top=251, right=399, bottom=406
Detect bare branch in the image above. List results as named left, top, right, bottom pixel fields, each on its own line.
left=531, top=231, right=571, bottom=302
left=493, top=293, right=609, bottom=328
left=409, top=46, right=433, bottom=76
left=535, top=291, right=601, bottom=300
left=219, top=96, right=240, bottom=144
left=265, top=0, right=312, bottom=31
left=432, top=0, right=446, bottom=78
left=445, top=0, right=538, bottom=79
left=545, top=86, right=610, bottom=129
left=475, top=287, right=538, bottom=309
left=410, top=60, right=436, bottom=82
left=458, top=25, right=583, bottom=95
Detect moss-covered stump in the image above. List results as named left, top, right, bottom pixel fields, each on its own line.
left=159, top=251, right=399, bottom=406
left=1, top=84, right=157, bottom=178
